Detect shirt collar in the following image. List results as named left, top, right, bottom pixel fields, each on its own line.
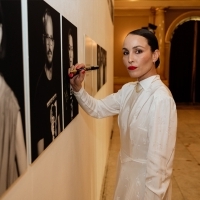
left=139, top=75, right=160, bottom=91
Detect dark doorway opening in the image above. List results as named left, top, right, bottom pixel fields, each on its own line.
left=169, top=20, right=200, bottom=104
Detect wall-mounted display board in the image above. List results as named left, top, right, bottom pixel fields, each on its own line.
left=0, top=0, right=80, bottom=196
left=84, top=35, right=97, bottom=96
left=97, top=44, right=107, bottom=91
left=0, top=0, right=109, bottom=196
left=28, top=0, right=79, bottom=162
left=28, top=0, right=63, bottom=162
left=62, top=16, right=78, bottom=128
left=0, top=0, right=27, bottom=197
left=84, top=36, right=107, bottom=95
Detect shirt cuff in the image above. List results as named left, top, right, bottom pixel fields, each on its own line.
left=73, top=87, right=84, bottom=97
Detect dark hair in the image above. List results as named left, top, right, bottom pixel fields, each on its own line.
left=0, top=2, right=6, bottom=59
left=128, top=28, right=160, bottom=68
left=68, top=28, right=72, bottom=37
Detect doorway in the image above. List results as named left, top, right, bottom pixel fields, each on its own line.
left=169, top=20, right=200, bottom=104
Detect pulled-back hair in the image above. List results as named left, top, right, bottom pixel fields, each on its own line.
left=128, top=29, right=160, bottom=68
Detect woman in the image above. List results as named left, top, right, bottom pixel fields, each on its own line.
left=69, top=28, right=177, bottom=200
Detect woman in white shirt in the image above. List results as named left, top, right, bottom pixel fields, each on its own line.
left=69, top=28, right=177, bottom=200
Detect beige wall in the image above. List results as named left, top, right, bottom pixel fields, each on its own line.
left=1, top=0, right=114, bottom=200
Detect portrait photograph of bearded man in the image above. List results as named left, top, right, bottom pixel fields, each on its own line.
left=28, top=0, right=62, bottom=162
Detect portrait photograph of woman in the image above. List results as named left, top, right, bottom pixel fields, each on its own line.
left=62, top=16, right=78, bottom=128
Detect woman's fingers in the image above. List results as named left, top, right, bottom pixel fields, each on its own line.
left=68, top=63, right=86, bottom=78
left=69, top=63, right=86, bottom=86
left=68, top=65, right=74, bottom=78
left=74, top=63, right=85, bottom=70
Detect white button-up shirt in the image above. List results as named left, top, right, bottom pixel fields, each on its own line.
left=74, top=75, right=177, bottom=200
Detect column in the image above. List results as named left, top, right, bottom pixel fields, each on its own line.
left=154, top=7, right=166, bottom=80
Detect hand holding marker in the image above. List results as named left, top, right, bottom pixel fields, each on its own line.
left=69, top=66, right=99, bottom=78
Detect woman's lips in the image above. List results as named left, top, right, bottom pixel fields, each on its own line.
left=128, top=66, right=137, bottom=70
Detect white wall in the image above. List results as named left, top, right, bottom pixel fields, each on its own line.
left=1, top=0, right=114, bottom=199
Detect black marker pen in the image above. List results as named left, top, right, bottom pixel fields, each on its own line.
left=69, top=66, right=99, bottom=77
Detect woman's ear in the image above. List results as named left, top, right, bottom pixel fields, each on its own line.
left=152, top=49, right=160, bottom=63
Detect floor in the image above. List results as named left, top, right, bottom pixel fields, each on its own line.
left=102, top=106, right=200, bottom=200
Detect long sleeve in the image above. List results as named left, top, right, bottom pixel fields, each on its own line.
left=144, top=94, right=177, bottom=199
left=73, top=87, right=122, bottom=118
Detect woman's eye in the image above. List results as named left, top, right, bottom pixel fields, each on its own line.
left=135, top=49, right=143, bottom=54
left=123, top=51, right=129, bottom=55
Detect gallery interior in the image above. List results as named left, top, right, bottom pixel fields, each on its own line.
left=1, top=0, right=200, bottom=200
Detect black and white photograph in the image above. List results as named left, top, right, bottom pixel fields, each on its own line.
left=97, top=44, right=107, bottom=91
left=97, top=44, right=101, bottom=91
left=0, top=0, right=27, bottom=197
left=62, top=16, right=78, bottom=128
left=101, top=47, right=107, bottom=85
left=28, top=0, right=62, bottom=162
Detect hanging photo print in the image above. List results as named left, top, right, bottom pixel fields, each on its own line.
left=97, top=44, right=107, bottom=91
left=28, top=0, right=62, bottom=162
left=84, top=35, right=98, bottom=96
left=62, top=16, right=78, bottom=128
left=0, top=0, right=27, bottom=197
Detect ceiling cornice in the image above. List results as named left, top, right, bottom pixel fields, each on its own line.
left=114, top=0, right=200, bottom=10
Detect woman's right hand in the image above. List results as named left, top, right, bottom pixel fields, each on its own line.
left=68, top=63, right=86, bottom=92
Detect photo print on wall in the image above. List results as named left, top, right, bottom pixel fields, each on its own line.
left=28, top=0, right=63, bottom=162
left=97, top=44, right=107, bottom=91
left=0, top=0, right=27, bottom=197
left=84, top=35, right=98, bottom=96
left=101, top=47, right=107, bottom=85
left=62, top=16, right=78, bottom=128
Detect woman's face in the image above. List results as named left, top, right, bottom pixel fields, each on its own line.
left=122, top=34, right=159, bottom=81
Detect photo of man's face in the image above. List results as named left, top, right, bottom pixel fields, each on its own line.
left=44, top=14, right=54, bottom=68
left=28, top=1, right=62, bottom=162
left=68, top=34, right=73, bottom=67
